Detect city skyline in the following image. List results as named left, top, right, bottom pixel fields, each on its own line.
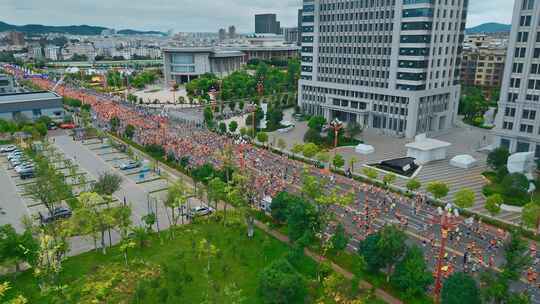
left=1, top=0, right=514, bottom=33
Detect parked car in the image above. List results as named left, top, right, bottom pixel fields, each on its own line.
left=10, top=158, right=28, bottom=167
left=7, top=152, right=23, bottom=160
left=189, top=206, right=214, bottom=217
left=0, top=145, right=17, bottom=153
left=41, top=207, right=72, bottom=223
left=120, top=160, right=141, bottom=170
left=48, top=123, right=58, bottom=130
left=19, top=169, right=35, bottom=180
left=15, top=163, right=34, bottom=173
left=59, top=123, right=76, bottom=129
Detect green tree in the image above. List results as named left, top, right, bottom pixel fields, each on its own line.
left=219, top=122, right=227, bottom=134
left=258, top=258, right=305, bottom=304
left=377, top=225, right=407, bottom=282
left=270, top=192, right=292, bottom=223
left=441, top=272, right=481, bottom=304
left=92, top=172, right=122, bottom=197
left=383, top=173, right=397, bottom=187
left=522, top=201, right=540, bottom=233
left=454, top=188, right=476, bottom=209
left=110, top=116, right=120, bottom=133
left=406, top=178, right=422, bottom=193
left=363, top=167, right=378, bottom=181
left=286, top=196, right=320, bottom=243
left=307, top=116, right=326, bottom=131
left=315, top=152, right=330, bottom=166
left=163, top=180, right=191, bottom=238
left=426, top=181, right=449, bottom=200
left=391, top=246, right=433, bottom=298
left=291, top=143, right=304, bottom=154
left=330, top=223, right=348, bottom=252
left=358, top=233, right=384, bottom=272
left=487, top=147, right=510, bottom=170
left=228, top=121, right=238, bottom=133
left=302, top=143, right=319, bottom=158
left=203, top=106, right=214, bottom=128
left=332, top=154, right=345, bottom=170
left=303, top=128, right=323, bottom=144
left=0, top=225, right=38, bottom=274
left=485, top=194, right=503, bottom=216
left=501, top=173, right=529, bottom=198
left=257, top=132, right=269, bottom=146
left=124, top=124, right=135, bottom=139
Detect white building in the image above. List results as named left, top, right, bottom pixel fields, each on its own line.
left=493, top=0, right=540, bottom=156
left=44, top=45, right=61, bottom=61
left=298, top=0, right=468, bottom=138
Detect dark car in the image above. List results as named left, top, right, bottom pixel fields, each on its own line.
left=41, top=207, right=72, bottom=223
left=19, top=168, right=35, bottom=180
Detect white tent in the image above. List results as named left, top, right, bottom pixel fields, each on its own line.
left=449, top=154, right=477, bottom=169
left=355, top=144, right=375, bottom=155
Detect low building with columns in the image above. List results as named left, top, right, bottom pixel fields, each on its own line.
left=162, top=47, right=245, bottom=84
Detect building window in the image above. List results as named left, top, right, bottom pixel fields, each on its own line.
left=522, top=0, right=535, bottom=10
left=517, top=141, right=530, bottom=152
left=520, top=124, right=533, bottom=133
left=32, top=109, right=42, bottom=117
left=522, top=109, right=537, bottom=120
left=503, top=121, right=514, bottom=130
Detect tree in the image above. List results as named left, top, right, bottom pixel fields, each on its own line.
left=163, top=180, right=191, bottom=238
left=442, top=272, right=481, bottom=304
left=208, top=177, right=227, bottom=211
left=258, top=258, right=305, bottom=304
left=377, top=225, right=407, bottom=282
left=291, top=143, right=304, bottom=154
left=362, top=167, right=378, bottom=181
left=76, top=192, right=113, bottom=254
left=219, top=122, right=227, bottom=134
left=93, top=172, right=122, bottom=197
left=383, top=173, right=397, bottom=187
left=485, top=194, right=503, bottom=216
left=203, top=106, right=214, bottom=128
left=487, top=147, right=510, bottom=170
left=110, top=116, right=120, bottom=133
left=302, top=143, right=319, bottom=158
left=0, top=225, right=38, bottom=274
left=391, top=246, right=433, bottom=298
left=315, top=152, right=330, bottom=166
left=330, top=223, right=348, bottom=252
left=501, top=173, right=529, bottom=198
left=358, top=233, right=384, bottom=272
left=270, top=192, right=292, bottom=223
left=426, top=181, right=449, bottom=200
left=257, top=132, right=269, bottom=146
left=454, top=188, right=475, bottom=209
left=124, top=124, right=135, bottom=139
left=332, top=154, right=345, bottom=170
left=406, top=178, right=421, bottom=193
left=522, top=201, right=540, bottom=233
left=307, top=116, right=326, bottom=131
left=303, top=128, right=323, bottom=144
left=228, top=121, right=238, bottom=133
left=286, top=195, right=320, bottom=243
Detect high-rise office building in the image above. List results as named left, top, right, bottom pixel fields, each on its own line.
left=228, top=26, right=237, bottom=39
left=255, top=14, right=281, bottom=34
left=299, top=0, right=468, bottom=138
left=493, top=0, right=540, bottom=155
left=298, top=9, right=304, bottom=46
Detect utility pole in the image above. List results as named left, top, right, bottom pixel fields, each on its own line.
left=431, top=206, right=460, bottom=303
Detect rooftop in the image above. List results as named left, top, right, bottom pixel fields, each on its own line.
left=0, top=91, right=61, bottom=104
left=405, top=135, right=451, bottom=151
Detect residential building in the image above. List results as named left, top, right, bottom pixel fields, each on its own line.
left=461, top=44, right=506, bottom=88
left=7, top=31, right=25, bottom=46
left=493, top=0, right=540, bottom=155
left=30, top=46, right=43, bottom=60
left=0, top=91, right=64, bottom=122
left=218, top=28, right=227, bottom=41
left=162, top=47, right=245, bottom=84
left=228, top=26, right=237, bottom=39
left=255, top=14, right=281, bottom=35
left=298, top=0, right=468, bottom=138
left=44, top=45, right=61, bottom=61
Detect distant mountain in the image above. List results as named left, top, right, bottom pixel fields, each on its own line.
left=117, top=29, right=166, bottom=36
left=466, top=23, right=511, bottom=34
left=0, top=21, right=166, bottom=36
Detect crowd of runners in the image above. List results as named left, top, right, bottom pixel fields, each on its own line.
left=5, top=65, right=540, bottom=299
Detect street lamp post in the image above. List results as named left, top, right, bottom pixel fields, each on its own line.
left=330, top=118, right=344, bottom=148
left=431, top=206, right=460, bottom=304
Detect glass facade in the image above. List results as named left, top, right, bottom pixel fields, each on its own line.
left=171, top=54, right=194, bottom=64
left=402, top=8, right=433, bottom=18
left=403, top=0, right=433, bottom=4
left=400, top=35, right=431, bottom=43
left=401, top=22, right=432, bottom=31
left=171, top=66, right=195, bottom=73
left=399, top=48, right=430, bottom=56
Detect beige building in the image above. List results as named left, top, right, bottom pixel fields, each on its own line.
left=461, top=46, right=506, bottom=88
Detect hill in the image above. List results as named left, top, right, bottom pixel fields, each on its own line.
left=465, top=22, right=511, bottom=34
left=0, top=21, right=166, bottom=36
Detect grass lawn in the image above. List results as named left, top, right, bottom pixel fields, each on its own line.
left=2, top=215, right=382, bottom=303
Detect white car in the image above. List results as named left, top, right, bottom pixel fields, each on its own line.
left=7, top=152, right=23, bottom=160
left=0, top=145, right=17, bottom=153
left=190, top=206, right=215, bottom=217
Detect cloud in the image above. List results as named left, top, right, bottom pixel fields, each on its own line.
left=0, top=0, right=513, bottom=32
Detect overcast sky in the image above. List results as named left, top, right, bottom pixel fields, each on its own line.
left=0, top=0, right=515, bottom=33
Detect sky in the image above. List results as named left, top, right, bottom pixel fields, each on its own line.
left=0, top=0, right=515, bottom=33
